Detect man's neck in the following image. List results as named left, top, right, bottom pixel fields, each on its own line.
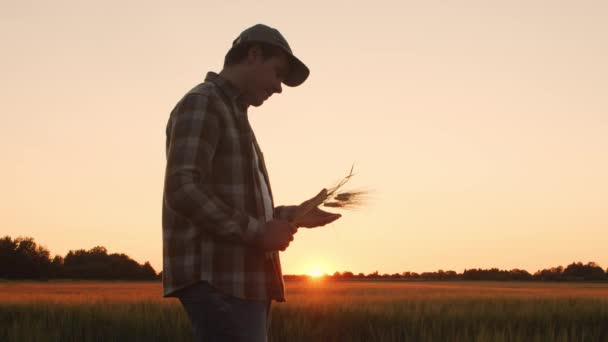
left=218, top=68, right=249, bottom=110
left=219, top=69, right=245, bottom=92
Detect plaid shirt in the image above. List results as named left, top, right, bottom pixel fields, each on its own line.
left=162, top=72, right=297, bottom=301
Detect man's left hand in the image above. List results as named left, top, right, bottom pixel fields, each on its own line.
left=294, top=207, right=341, bottom=228
left=292, top=189, right=342, bottom=228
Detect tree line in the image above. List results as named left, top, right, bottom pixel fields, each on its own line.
left=0, top=236, right=158, bottom=280
left=2, top=235, right=607, bottom=282
left=284, top=262, right=608, bottom=282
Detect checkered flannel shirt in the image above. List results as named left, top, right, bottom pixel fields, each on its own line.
left=162, top=72, right=297, bottom=301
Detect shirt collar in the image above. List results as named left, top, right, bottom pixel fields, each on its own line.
left=205, top=72, right=248, bottom=111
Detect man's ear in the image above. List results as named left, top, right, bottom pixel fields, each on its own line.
left=246, top=45, right=261, bottom=64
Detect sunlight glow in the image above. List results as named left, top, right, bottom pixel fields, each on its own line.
left=308, top=269, right=324, bottom=278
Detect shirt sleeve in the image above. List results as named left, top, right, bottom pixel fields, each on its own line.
left=273, top=205, right=298, bottom=222
left=163, top=93, right=265, bottom=245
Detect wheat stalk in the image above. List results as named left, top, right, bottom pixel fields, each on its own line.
left=291, top=164, right=370, bottom=226
left=322, top=164, right=370, bottom=210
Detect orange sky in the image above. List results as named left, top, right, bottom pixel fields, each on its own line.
left=2, top=1, right=607, bottom=276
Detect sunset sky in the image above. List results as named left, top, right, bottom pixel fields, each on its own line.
left=2, top=1, right=607, bottom=276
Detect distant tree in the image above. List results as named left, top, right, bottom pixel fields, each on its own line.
left=0, top=236, right=18, bottom=277
left=508, top=269, right=532, bottom=281
left=64, top=247, right=112, bottom=279
left=61, top=246, right=158, bottom=280
left=366, top=271, right=379, bottom=279
left=342, top=271, right=354, bottom=278
left=50, top=255, right=65, bottom=278
left=402, top=272, right=419, bottom=280
left=463, top=268, right=512, bottom=281
left=140, top=262, right=157, bottom=279
left=286, top=274, right=312, bottom=280
left=0, top=236, right=158, bottom=280
left=534, top=266, right=564, bottom=281
left=441, top=270, right=459, bottom=280
left=0, top=236, right=52, bottom=279
left=563, top=262, right=605, bottom=281
left=420, top=272, right=436, bottom=280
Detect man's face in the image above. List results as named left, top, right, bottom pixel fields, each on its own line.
left=243, top=47, right=290, bottom=107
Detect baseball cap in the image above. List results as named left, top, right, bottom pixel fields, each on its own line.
left=231, top=24, right=310, bottom=87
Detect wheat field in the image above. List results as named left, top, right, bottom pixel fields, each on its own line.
left=1, top=280, right=607, bottom=341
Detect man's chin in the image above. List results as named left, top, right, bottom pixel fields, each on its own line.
left=251, top=99, right=265, bottom=107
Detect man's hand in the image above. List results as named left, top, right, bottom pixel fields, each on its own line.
left=293, top=189, right=342, bottom=228
left=294, top=207, right=341, bottom=228
left=260, top=219, right=297, bottom=251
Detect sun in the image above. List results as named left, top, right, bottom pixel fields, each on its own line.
left=308, top=268, right=324, bottom=278
left=302, top=261, right=331, bottom=279
left=306, top=264, right=330, bottom=279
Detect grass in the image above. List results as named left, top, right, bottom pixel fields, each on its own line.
left=1, top=280, right=607, bottom=341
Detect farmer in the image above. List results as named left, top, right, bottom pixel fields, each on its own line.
left=161, top=24, right=341, bottom=341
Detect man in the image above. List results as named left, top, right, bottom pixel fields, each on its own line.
left=162, top=24, right=341, bottom=341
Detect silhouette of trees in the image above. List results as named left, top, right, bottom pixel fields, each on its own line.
left=534, top=266, right=564, bottom=281
left=460, top=268, right=533, bottom=281
left=464, top=268, right=506, bottom=281
left=509, top=269, right=533, bottom=280
left=50, top=255, right=65, bottom=278
left=0, top=236, right=158, bottom=280
left=289, top=263, right=605, bottom=282
left=437, top=270, right=459, bottom=280
left=341, top=271, right=354, bottom=278
left=532, top=263, right=607, bottom=281
left=366, top=271, right=379, bottom=279
left=563, top=262, right=605, bottom=281
left=402, top=272, right=420, bottom=280
left=0, top=236, right=52, bottom=279
left=63, top=246, right=157, bottom=280
left=283, top=274, right=308, bottom=281
left=3, top=235, right=607, bottom=283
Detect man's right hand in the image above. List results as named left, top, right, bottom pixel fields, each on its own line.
left=259, top=219, right=297, bottom=251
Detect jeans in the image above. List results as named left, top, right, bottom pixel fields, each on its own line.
left=175, top=281, right=272, bottom=342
